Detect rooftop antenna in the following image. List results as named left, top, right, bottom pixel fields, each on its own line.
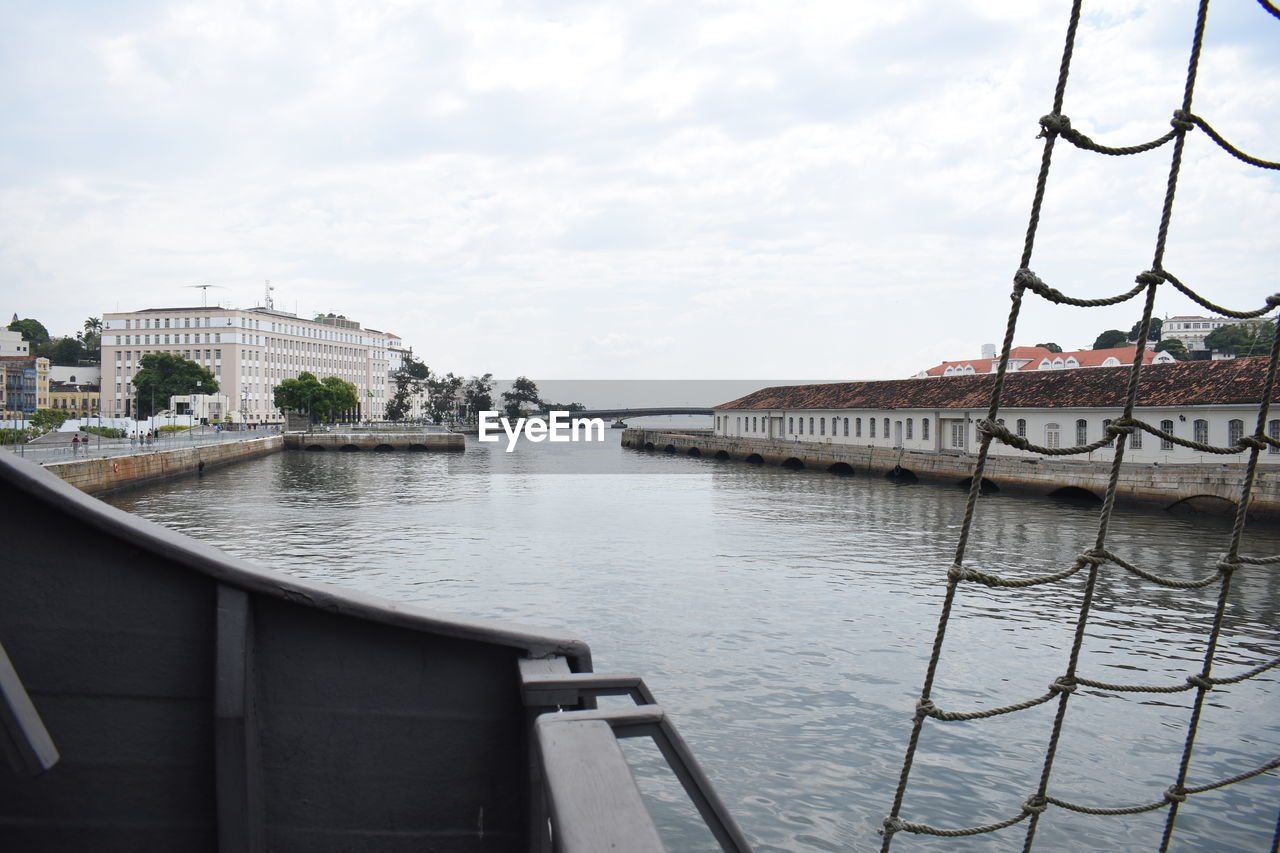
left=186, top=283, right=226, bottom=307
left=264, top=280, right=275, bottom=310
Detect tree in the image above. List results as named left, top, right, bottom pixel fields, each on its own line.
left=321, top=376, right=360, bottom=422
left=30, top=409, right=68, bottom=436
left=1035, top=342, right=1063, bottom=353
left=1154, top=338, right=1190, bottom=360
left=501, top=376, right=542, bottom=419
left=1091, top=329, right=1129, bottom=351
left=426, top=372, right=463, bottom=423
left=131, top=353, right=218, bottom=418
left=1128, top=317, right=1162, bottom=342
left=273, top=372, right=358, bottom=422
left=41, top=337, right=85, bottom=365
left=7, top=317, right=50, bottom=346
left=461, top=374, right=494, bottom=420
left=1204, top=323, right=1276, bottom=357
left=274, top=372, right=327, bottom=423
left=82, top=316, right=102, bottom=362
left=386, top=354, right=431, bottom=421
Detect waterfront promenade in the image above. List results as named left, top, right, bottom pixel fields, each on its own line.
left=7, top=426, right=277, bottom=466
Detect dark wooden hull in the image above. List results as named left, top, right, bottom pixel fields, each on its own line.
left=0, top=451, right=591, bottom=851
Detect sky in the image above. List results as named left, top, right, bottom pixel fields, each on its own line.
left=1, top=0, right=1276, bottom=380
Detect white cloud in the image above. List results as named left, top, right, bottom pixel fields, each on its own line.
left=0, top=0, right=1276, bottom=380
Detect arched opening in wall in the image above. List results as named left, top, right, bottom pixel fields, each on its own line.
left=687, top=447, right=701, bottom=457
left=643, top=442, right=655, bottom=451
left=714, top=450, right=731, bottom=460
left=339, top=444, right=361, bottom=452
left=885, top=466, right=918, bottom=484
left=781, top=457, right=805, bottom=470
left=745, top=453, right=764, bottom=465
left=374, top=444, right=395, bottom=453
left=305, top=445, right=326, bottom=452
left=1048, top=486, right=1101, bottom=503
left=407, top=444, right=430, bottom=452
left=827, top=462, right=855, bottom=476
left=958, top=476, right=999, bottom=494
left=663, top=444, right=678, bottom=453
left=1167, top=494, right=1237, bottom=517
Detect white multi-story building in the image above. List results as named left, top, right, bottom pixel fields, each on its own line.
left=1161, top=315, right=1273, bottom=353
left=385, top=332, right=430, bottom=420
left=0, top=328, right=33, bottom=357
left=714, top=357, right=1280, bottom=466
left=100, top=306, right=394, bottom=422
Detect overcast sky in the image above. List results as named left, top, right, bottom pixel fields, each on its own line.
left=2, top=1, right=1276, bottom=379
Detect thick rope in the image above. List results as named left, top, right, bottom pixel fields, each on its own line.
left=889, top=756, right=1280, bottom=839
left=1180, top=112, right=1280, bottom=169
left=878, top=4, right=1085, bottom=850
left=1039, top=109, right=1280, bottom=169
left=882, top=1, right=1280, bottom=849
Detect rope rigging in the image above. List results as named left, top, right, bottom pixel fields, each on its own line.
left=880, top=1, right=1280, bottom=849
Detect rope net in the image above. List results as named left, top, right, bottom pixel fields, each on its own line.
left=880, top=1, right=1279, bottom=850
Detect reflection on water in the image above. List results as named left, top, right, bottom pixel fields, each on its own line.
left=106, top=431, right=1280, bottom=852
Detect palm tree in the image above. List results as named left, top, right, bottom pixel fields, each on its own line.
left=82, top=316, right=103, bottom=363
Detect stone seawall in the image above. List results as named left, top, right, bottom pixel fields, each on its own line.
left=622, top=428, right=1280, bottom=519
left=282, top=432, right=464, bottom=452
left=45, top=436, right=283, bottom=495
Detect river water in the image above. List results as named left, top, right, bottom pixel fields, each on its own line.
left=104, top=429, right=1280, bottom=852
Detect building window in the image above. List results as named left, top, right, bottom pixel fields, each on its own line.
left=736, top=417, right=741, bottom=432
left=1194, top=419, right=1209, bottom=445
left=1016, top=418, right=1026, bottom=438
left=1076, top=419, right=1088, bottom=446
left=951, top=421, right=966, bottom=449
left=1229, top=419, right=1244, bottom=447
left=820, top=418, right=825, bottom=436
left=870, top=418, right=876, bottom=439
left=883, top=418, right=890, bottom=439
left=843, top=417, right=849, bottom=437
left=788, top=417, right=793, bottom=433
left=1161, top=419, right=1174, bottom=450
left=798, top=418, right=803, bottom=435
left=906, top=418, right=913, bottom=440
left=1045, top=423, right=1060, bottom=449
left=1269, top=419, right=1279, bottom=454
left=855, top=418, right=862, bottom=438
left=922, top=418, right=929, bottom=441
left=809, top=417, right=814, bottom=435
left=1130, top=422, right=1142, bottom=449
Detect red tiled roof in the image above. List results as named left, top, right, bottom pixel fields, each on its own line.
left=715, top=357, right=1278, bottom=411
left=919, top=346, right=1154, bottom=376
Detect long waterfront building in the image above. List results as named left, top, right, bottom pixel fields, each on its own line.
left=101, top=306, right=394, bottom=422
left=713, top=357, right=1280, bottom=466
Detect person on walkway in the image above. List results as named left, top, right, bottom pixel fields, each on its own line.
left=71, top=434, right=80, bottom=455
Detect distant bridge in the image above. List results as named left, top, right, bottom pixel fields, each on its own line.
left=570, top=408, right=714, bottom=421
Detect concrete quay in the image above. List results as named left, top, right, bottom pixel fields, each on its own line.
left=622, top=428, right=1280, bottom=519
left=43, top=435, right=283, bottom=496
left=282, top=432, right=465, bottom=452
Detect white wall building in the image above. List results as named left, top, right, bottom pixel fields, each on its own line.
left=100, top=306, right=396, bottom=422
left=0, top=328, right=33, bottom=357
left=1161, top=315, right=1272, bottom=353
left=714, top=358, right=1280, bottom=466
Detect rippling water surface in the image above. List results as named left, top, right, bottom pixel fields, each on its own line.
left=105, top=431, right=1280, bottom=852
